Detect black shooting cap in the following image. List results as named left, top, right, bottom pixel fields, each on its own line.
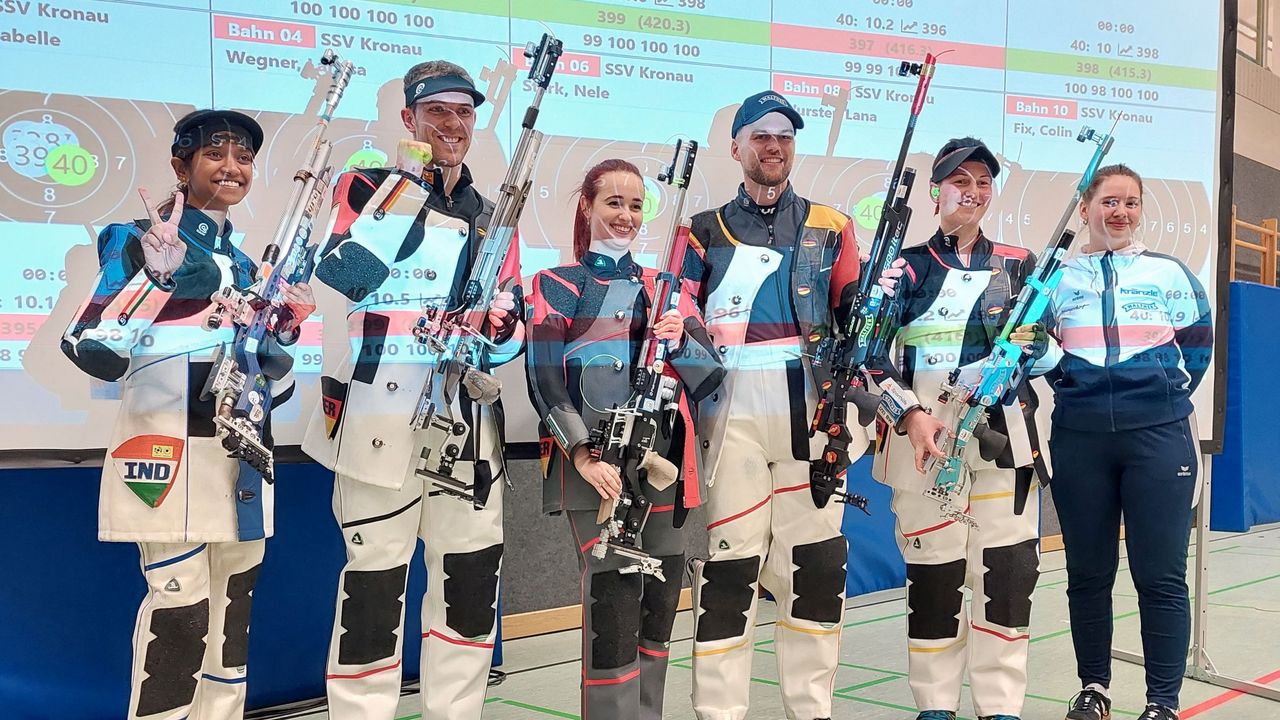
left=931, top=136, right=1000, bottom=184
left=730, top=91, right=805, bottom=138
left=171, top=109, right=264, bottom=157
left=404, top=73, right=486, bottom=108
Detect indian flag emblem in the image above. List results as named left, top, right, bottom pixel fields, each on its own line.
left=111, top=435, right=185, bottom=508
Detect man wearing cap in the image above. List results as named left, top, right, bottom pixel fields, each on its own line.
left=62, top=108, right=317, bottom=719
left=868, top=137, right=1059, bottom=720
left=681, top=91, right=865, bottom=720
left=301, top=60, right=522, bottom=720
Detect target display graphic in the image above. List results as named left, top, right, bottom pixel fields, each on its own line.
left=0, top=0, right=1223, bottom=452
left=0, top=92, right=187, bottom=226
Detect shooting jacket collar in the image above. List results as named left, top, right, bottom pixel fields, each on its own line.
left=734, top=182, right=796, bottom=216
left=582, top=250, right=641, bottom=280
left=930, top=228, right=992, bottom=270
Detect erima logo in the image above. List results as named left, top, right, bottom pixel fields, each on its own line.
left=1178, top=465, right=1192, bottom=477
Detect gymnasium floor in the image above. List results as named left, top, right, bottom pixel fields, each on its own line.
left=285, top=524, right=1280, bottom=719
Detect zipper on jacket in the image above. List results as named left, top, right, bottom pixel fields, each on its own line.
left=1100, top=251, right=1120, bottom=430
left=1100, top=252, right=1120, bottom=367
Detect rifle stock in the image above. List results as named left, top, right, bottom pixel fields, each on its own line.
left=928, top=125, right=1117, bottom=521
left=808, top=54, right=938, bottom=511
left=201, top=50, right=355, bottom=483
left=409, top=33, right=563, bottom=507
left=586, top=140, right=696, bottom=578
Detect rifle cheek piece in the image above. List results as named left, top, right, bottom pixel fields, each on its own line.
left=876, top=377, right=922, bottom=432
left=972, top=423, right=1009, bottom=463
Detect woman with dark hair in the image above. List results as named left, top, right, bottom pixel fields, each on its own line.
left=60, top=109, right=315, bottom=720
left=1048, top=165, right=1213, bottom=720
left=525, top=159, right=724, bottom=719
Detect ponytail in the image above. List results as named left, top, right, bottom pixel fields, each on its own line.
left=571, top=158, right=642, bottom=261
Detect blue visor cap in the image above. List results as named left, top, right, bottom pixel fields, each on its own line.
left=730, top=91, right=805, bottom=138
left=171, top=109, right=263, bottom=157
left=404, top=74, right=486, bottom=108
left=931, top=138, right=1001, bottom=183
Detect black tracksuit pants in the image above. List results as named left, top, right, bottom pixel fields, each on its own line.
left=1049, top=417, right=1198, bottom=708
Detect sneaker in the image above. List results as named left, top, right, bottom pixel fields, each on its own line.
left=1137, top=704, right=1178, bottom=720
left=1066, top=688, right=1112, bottom=720
left=917, top=712, right=957, bottom=720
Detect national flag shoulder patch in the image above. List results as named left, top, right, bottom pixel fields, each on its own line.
left=320, top=376, right=349, bottom=439
left=111, top=434, right=185, bottom=508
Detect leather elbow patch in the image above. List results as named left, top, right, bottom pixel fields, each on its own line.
left=588, top=569, right=643, bottom=670
left=906, top=560, right=966, bottom=640
left=695, top=556, right=761, bottom=642
left=337, top=565, right=409, bottom=666
left=982, top=538, right=1040, bottom=629
left=136, top=600, right=209, bottom=717
left=315, top=242, right=390, bottom=302
left=64, top=338, right=129, bottom=382
left=443, top=543, right=503, bottom=639
left=791, top=537, right=847, bottom=624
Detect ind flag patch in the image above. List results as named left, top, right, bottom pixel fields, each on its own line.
left=111, top=435, right=185, bottom=508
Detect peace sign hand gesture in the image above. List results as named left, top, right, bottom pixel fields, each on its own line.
left=138, top=187, right=187, bottom=281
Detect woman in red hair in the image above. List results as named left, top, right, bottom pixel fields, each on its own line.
left=525, top=158, right=724, bottom=719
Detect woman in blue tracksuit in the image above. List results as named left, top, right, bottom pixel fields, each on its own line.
left=1047, top=165, right=1213, bottom=720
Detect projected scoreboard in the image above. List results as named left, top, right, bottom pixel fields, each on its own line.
left=0, top=0, right=1220, bottom=450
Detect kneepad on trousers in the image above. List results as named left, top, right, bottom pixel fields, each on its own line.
left=791, top=537, right=847, bottom=624
left=906, top=559, right=966, bottom=640
left=442, top=543, right=503, bottom=639
left=982, top=538, right=1039, bottom=629
left=640, top=554, right=685, bottom=645
left=222, top=564, right=261, bottom=669
left=696, top=556, right=761, bottom=642
left=589, top=569, right=643, bottom=669
left=136, top=600, right=210, bottom=717
left=337, top=565, right=409, bottom=666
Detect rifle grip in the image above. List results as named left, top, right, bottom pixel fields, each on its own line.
left=848, top=387, right=880, bottom=428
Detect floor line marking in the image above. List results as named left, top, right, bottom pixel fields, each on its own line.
left=1181, top=667, right=1280, bottom=718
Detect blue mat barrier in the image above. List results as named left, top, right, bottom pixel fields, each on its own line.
left=1211, top=281, right=1280, bottom=532
left=0, top=454, right=903, bottom=719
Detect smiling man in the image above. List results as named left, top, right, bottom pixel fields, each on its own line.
left=302, top=60, right=523, bottom=720
left=681, top=91, right=865, bottom=720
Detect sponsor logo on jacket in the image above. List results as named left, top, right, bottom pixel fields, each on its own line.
left=1121, top=301, right=1160, bottom=312
left=1120, top=287, right=1160, bottom=298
